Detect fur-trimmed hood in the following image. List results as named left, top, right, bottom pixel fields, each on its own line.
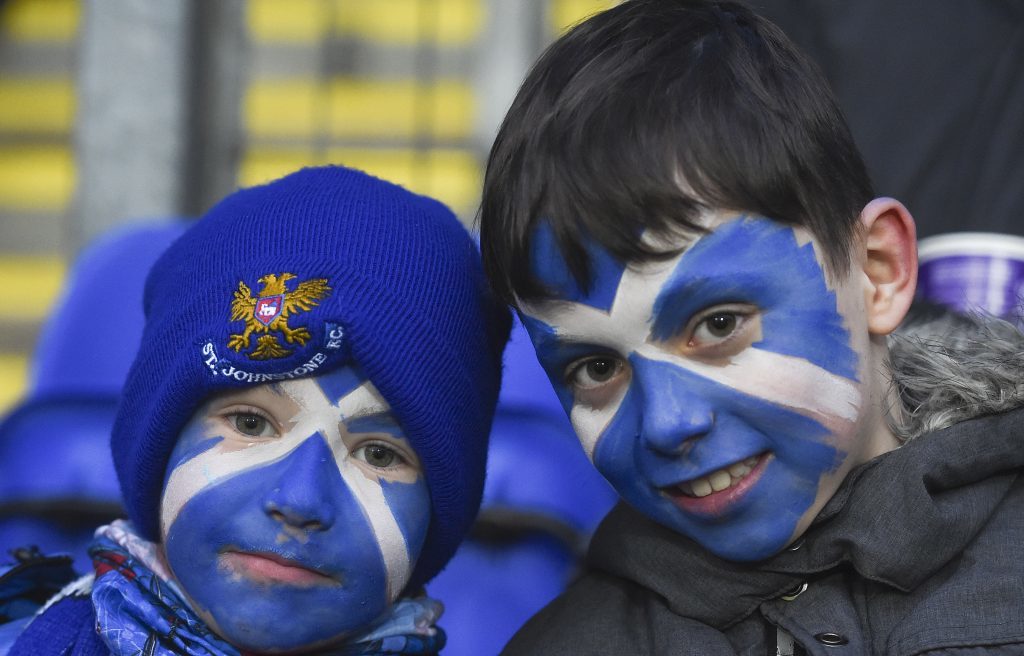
left=886, top=302, right=1024, bottom=442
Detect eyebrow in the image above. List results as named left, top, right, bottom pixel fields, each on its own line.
left=345, top=409, right=402, bottom=434
left=650, top=272, right=759, bottom=342
left=529, top=327, right=622, bottom=378
left=535, top=332, right=601, bottom=356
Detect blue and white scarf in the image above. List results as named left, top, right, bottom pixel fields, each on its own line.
left=87, top=521, right=445, bottom=655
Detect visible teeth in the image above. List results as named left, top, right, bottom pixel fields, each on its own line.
left=691, top=478, right=713, bottom=497
left=709, top=470, right=732, bottom=492
left=681, top=455, right=760, bottom=498
left=727, top=462, right=751, bottom=478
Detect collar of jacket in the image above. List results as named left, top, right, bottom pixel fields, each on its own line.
left=586, top=405, right=1024, bottom=630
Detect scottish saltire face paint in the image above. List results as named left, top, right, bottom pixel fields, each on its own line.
left=521, top=213, right=882, bottom=561
left=159, top=365, right=430, bottom=652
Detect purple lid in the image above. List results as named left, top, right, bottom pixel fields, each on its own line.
left=917, top=232, right=1024, bottom=319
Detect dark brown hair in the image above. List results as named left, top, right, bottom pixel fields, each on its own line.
left=479, top=0, right=873, bottom=304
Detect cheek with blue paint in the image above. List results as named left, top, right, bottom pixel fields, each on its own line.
left=159, top=368, right=431, bottom=652
left=594, top=357, right=842, bottom=561
left=345, top=413, right=432, bottom=555
left=522, top=216, right=871, bottom=561
left=163, top=408, right=217, bottom=468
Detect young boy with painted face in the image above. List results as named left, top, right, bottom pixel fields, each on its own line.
left=479, top=1, right=1024, bottom=654
left=4, top=165, right=509, bottom=655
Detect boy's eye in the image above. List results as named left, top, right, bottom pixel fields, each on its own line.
left=569, top=356, right=624, bottom=389
left=563, top=354, right=630, bottom=410
left=232, top=413, right=275, bottom=438
left=695, top=312, right=739, bottom=342
left=683, top=304, right=761, bottom=353
left=353, top=444, right=402, bottom=469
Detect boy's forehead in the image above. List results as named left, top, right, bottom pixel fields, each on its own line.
left=527, top=220, right=627, bottom=311
left=289, top=368, right=398, bottom=431
left=208, top=365, right=394, bottom=422
left=314, top=364, right=378, bottom=406
left=526, top=211, right=826, bottom=307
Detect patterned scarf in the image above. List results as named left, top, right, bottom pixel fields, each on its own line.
left=87, top=521, right=446, bottom=655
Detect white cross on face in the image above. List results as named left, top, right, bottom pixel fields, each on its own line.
left=520, top=224, right=862, bottom=461
left=161, top=373, right=425, bottom=601
left=518, top=213, right=886, bottom=562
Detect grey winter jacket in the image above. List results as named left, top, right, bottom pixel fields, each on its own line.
left=502, top=405, right=1024, bottom=655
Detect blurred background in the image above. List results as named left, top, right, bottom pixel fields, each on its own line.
left=0, top=0, right=620, bottom=414
left=3, top=0, right=1022, bottom=414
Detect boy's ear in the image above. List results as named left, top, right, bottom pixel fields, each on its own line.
left=857, top=197, right=918, bottom=335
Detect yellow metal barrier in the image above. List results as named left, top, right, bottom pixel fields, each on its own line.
left=0, top=255, right=67, bottom=323
left=0, top=353, right=29, bottom=415
left=0, top=146, right=74, bottom=212
left=239, top=146, right=481, bottom=216
left=549, top=0, right=616, bottom=33
left=245, top=78, right=475, bottom=140
left=247, top=0, right=483, bottom=46
left=0, top=0, right=79, bottom=42
left=0, top=78, right=75, bottom=135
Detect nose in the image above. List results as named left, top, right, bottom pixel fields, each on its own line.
left=633, top=357, right=714, bottom=456
left=261, top=435, right=340, bottom=532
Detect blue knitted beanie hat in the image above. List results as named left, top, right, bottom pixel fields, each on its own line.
left=111, top=165, right=510, bottom=590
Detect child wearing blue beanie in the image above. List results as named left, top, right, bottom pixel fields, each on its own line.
left=3, top=165, right=510, bottom=655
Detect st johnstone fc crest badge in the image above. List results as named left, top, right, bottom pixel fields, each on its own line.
left=254, top=295, right=284, bottom=326
left=227, top=272, right=332, bottom=360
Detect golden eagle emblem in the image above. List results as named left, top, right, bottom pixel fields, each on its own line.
left=227, top=272, right=331, bottom=360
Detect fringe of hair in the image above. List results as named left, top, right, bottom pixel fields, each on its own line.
left=885, top=305, right=1024, bottom=442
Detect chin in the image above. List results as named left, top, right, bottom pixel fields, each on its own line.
left=648, top=501, right=801, bottom=563
left=200, top=606, right=353, bottom=655
left=179, top=572, right=375, bottom=654
left=698, top=536, right=790, bottom=563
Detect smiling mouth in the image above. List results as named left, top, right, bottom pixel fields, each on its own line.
left=661, top=452, right=772, bottom=516
left=220, top=550, right=341, bottom=587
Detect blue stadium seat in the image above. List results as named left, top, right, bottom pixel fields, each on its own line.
left=0, top=220, right=187, bottom=572
left=429, top=321, right=617, bottom=656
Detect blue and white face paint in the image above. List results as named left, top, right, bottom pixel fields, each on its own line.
left=159, top=365, right=430, bottom=652
left=521, top=213, right=895, bottom=562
